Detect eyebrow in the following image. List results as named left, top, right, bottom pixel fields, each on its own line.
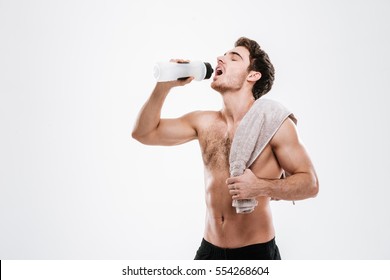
left=224, top=51, right=244, bottom=60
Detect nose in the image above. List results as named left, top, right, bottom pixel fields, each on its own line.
left=217, top=55, right=225, bottom=64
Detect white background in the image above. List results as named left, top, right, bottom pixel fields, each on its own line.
left=1, top=0, right=389, bottom=259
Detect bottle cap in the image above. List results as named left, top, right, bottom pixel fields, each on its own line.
left=204, top=62, right=214, bottom=79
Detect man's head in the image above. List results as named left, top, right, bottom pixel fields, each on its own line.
left=234, top=37, right=275, bottom=99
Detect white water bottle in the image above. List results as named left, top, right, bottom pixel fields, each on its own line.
left=153, top=61, right=214, bottom=82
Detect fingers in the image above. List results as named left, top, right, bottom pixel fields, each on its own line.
left=226, top=176, right=238, bottom=185
left=228, top=183, right=239, bottom=191
left=160, top=59, right=193, bottom=86
left=169, top=58, right=190, bottom=64
left=157, top=76, right=194, bottom=87
left=228, top=184, right=240, bottom=199
left=227, top=176, right=240, bottom=199
left=177, top=76, right=194, bottom=85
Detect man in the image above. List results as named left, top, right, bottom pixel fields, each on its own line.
left=132, top=37, right=319, bottom=260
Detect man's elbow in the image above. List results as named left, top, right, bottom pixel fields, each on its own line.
left=131, top=130, right=148, bottom=144
left=309, top=175, right=319, bottom=198
left=131, top=129, right=158, bottom=145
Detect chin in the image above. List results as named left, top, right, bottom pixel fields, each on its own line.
left=211, top=81, right=223, bottom=92
left=210, top=81, right=217, bottom=90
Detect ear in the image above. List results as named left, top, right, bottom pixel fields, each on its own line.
left=247, top=71, right=261, bottom=82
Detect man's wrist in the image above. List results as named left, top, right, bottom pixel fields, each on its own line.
left=155, top=82, right=173, bottom=92
left=257, top=178, right=274, bottom=198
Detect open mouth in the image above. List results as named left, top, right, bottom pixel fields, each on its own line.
left=215, top=65, right=224, bottom=76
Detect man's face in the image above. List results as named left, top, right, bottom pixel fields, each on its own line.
left=211, top=46, right=251, bottom=93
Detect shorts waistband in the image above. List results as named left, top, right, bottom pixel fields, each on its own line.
left=201, top=237, right=276, bottom=254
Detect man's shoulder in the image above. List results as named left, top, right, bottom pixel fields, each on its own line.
left=254, top=98, right=297, bottom=125
left=186, top=110, right=221, bottom=121
left=185, top=110, right=223, bottom=131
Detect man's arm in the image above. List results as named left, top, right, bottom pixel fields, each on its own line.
left=132, top=77, right=198, bottom=146
left=227, top=118, right=319, bottom=201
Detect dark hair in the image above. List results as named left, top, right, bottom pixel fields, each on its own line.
left=235, top=37, right=275, bottom=99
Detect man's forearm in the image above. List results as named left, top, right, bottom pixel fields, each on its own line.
left=261, top=172, right=319, bottom=201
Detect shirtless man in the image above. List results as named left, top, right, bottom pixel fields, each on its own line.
left=132, top=37, right=319, bottom=260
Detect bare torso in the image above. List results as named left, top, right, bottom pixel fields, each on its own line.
left=197, top=111, right=283, bottom=248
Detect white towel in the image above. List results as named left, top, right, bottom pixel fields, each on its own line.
left=229, top=98, right=297, bottom=214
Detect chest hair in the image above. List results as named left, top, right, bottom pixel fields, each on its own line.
left=201, top=129, right=232, bottom=169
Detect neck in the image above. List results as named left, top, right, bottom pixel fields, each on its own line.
left=220, top=89, right=255, bottom=124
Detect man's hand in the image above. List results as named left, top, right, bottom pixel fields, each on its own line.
left=156, top=59, right=194, bottom=89
left=226, top=169, right=269, bottom=200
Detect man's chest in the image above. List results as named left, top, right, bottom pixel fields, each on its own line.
left=198, top=122, right=235, bottom=168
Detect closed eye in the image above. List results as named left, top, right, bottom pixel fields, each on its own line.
left=223, top=51, right=243, bottom=61
left=230, top=52, right=243, bottom=61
